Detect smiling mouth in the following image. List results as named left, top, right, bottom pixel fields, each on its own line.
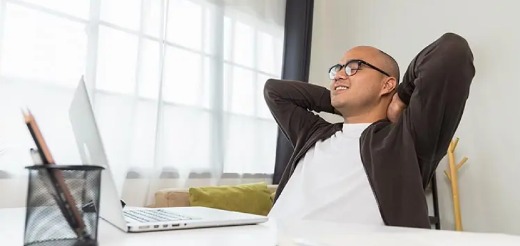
left=334, top=85, right=349, bottom=91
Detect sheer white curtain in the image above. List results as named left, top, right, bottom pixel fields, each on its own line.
left=0, top=0, right=285, bottom=206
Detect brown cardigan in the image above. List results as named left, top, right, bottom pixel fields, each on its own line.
left=264, top=33, right=475, bottom=228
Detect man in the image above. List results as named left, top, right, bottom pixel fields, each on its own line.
left=264, top=33, right=475, bottom=228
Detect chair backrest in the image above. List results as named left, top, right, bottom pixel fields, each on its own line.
left=428, top=173, right=441, bottom=229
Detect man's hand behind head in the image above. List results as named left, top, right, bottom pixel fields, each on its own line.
left=387, top=93, right=406, bottom=123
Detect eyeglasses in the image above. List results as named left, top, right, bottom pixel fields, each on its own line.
left=328, top=59, right=390, bottom=80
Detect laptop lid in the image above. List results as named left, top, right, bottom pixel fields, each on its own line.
left=69, top=77, right=129, bottom=232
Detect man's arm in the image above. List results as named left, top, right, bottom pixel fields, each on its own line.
left=397, top=33, right=475, bottom=171
left=264, top=79, right=336, bottom=147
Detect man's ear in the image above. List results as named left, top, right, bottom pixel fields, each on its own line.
left=380, top=77, right=397, bottom=96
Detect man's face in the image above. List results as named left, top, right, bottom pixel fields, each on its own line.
left=329, top=47, right=389, bottom=112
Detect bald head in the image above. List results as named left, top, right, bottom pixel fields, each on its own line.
left=378, top=49, right=400, bottom=84
left=341, top=46, right=400, bottom=83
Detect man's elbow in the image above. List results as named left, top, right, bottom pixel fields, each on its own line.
left=438, top=33, right=476, bottom=80
left=439, top=33, right=474, bottom=64
left=264, top=78, right=276, bottom=92
left=264, top=79, right=279, bottom=101
left=264, top=78, right=281, bottom=105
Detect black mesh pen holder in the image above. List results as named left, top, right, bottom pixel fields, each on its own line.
left=24, top=165, right=104, bottom=246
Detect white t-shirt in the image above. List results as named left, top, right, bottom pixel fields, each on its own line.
left=268, top=123, right=383, bottom=225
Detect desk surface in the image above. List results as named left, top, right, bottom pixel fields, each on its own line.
left=2, top=208, right=520, bottom=245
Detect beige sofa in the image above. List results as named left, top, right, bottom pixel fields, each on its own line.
left=151, top=185, right=278, bottom=208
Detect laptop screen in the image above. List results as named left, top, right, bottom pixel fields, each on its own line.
left=68, top=77, right=126, bottom=196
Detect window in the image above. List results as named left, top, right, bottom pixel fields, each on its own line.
left=0, top=0, right=285, bottom=177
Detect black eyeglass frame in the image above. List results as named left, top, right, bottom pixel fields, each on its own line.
left=328, top=59, right=390, bottom=80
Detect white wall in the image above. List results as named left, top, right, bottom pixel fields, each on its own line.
left=309, top=0, right=520, bottom=234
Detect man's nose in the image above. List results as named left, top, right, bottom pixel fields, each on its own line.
left=334, top=67, right=348, bottom=81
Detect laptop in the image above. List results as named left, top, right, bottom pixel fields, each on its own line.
left=68, top=77, right=268, bottom=232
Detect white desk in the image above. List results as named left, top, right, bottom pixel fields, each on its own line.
left=2, top=208, right=520, bottom=245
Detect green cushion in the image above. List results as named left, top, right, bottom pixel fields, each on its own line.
left=189, top=182, right=273, bottom=216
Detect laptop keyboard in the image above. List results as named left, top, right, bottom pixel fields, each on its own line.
left=124, top=209, right=194, bottom=223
